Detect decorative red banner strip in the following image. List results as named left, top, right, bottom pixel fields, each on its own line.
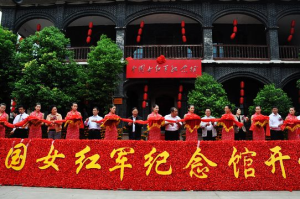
left=126, top=59, right=202, bottom=78
left=1, top=139, right=300, bottom=191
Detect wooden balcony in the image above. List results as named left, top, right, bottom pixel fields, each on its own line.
left=124, top=44, right=203, bottom=59
left=279, top=46, right=300, bottom=61
left=68, top=47, right=91, bottom=62
left=213, top=44, right=270, bottom=60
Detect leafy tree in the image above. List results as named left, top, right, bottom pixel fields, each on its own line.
left=86, top=34, right=125, bottom=112
left=187, top=73, right=234, bottom=117
left=248, top=84, right=292, bottom=117
left=12, top=26, right=87, bottom=110
left=0, top=26, right=18, bottom=102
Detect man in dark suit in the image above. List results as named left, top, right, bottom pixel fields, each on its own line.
left=125, top=107, right=143, bottom=140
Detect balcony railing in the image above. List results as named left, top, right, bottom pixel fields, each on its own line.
left=279, top=46, right=300, bottom=60
left=213, top=44, right=270, bottom=60
left=124, top=45, right=203, bottom=59
left=68, top=47, right=91, bottom=62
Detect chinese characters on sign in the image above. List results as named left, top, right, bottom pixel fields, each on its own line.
left=3, top=142, right=295, bottom=181
left=228, top=147, right=256, bottom=179
left=126, top=59, right=202, bottom=78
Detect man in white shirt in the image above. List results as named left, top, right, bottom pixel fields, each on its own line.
left=201, top=108, right=217, bottom=141
left=84, top=107, right=103, bottom=139
left=10, top=105, right=29, bottom=138
left=269, top=106, right=284, bottom=140
left=164, top=107, right=182, bottom=141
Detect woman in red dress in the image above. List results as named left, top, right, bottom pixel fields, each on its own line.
left=0, top=103, right=9, bottom=138
left=103, top=105, right=119, bottom=140
left=250, top=106, right=268, bottom=140
left=184, top=105, right=200, bottom=141
left=65, top=103, right=82, bottom=139
left=285, top=107, right=300, bottom=140
left=147, top=104, right=164, bottom=141
left=28, top=103, right=44, bottom=138
left=220, top=105, right=238, bottom=141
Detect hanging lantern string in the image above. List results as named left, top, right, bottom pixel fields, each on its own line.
left=288, top=20, right=295, bottom=42
left=86, top=22, right=93, bottom=44
left=230, top=19, right=237, bottom=40
left=137, top=21, right=144, bottom=43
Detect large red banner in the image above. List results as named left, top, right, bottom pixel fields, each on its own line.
left=1, top=138, right=300, bottom=191
left=126, top=59, right=202, bottom=78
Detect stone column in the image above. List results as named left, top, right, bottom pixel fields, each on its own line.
left=55, top=2, right=65, bottom=31
left=203, top=27, right=214, bottom=60
left=1, top=7, right=16, bottom=31
left=267, top=27, right=280, bottom=60
left=202, top=1, right=214, bottom=60
left=114, top=27, right=126, bottom=118
left=266, top=3, right=280, bottom=60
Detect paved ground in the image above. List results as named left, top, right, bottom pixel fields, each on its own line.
left=0, top=186, right=299, bottom=199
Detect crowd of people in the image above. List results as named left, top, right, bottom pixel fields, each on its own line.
left=0, top=102, right=299, bottom=141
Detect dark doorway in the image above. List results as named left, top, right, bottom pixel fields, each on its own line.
left=222, top=77, right=265, bottom=116
left=283, top=79, right=299, bottom=113
left=155, top=95, right=175, bottom=116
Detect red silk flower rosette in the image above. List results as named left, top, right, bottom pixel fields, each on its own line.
left=14, top=116, right=51, bottom=128
left=250, top=115, right=270, bottom=136
left=281, top=119, right=300, bottom=133
left=0, top=119, right=14, bottom=128
left=56, top=115, right=84, bottom=129
left=156, top=55, right=166, bottom=64
left=147, top=115, right=165, bottom=131
left=183, top=113, right=201, bottom=133
left=96, top=115, right=120, bottom=130
left=217, top=114, right=243, bottom=132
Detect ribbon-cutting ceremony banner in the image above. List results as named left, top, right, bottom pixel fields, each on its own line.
left=1, top=139, right=300, bottom=191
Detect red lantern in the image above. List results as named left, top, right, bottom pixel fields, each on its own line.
left=182, top=35, right=187, bottom=43
left=11, top=107, right=15, bottom=112
left=181, top=28, right=186, bottom=35
left=142, top=101, right=146, bottom=108
left=291, top=20, right=296, bottom=27
left=137, top=35, right=141, bottom=43
left=138, top=28, right=143, bottom=35
left=177, top=101, right=182, bottom=109
left=89, top=22, right=93, bottom=29
left=230, top=33, right=236, bottom=40
left=233, top=19, right=238, bottom=26
left=179, top=85, right=183, bottom=92
left=143, top=93, right=148, bottom=101
left=140, top=21, right=145, bottom=28
left=86, top=36, right=91, bottom=44
left=240, top=81, right=245, bottom=89
left=240, top=89, right=244, bottom=97
left=178, top=93, right=182, bottom=101
left=11, top=101, right=17, bottom=107
left=233, top=26, right=238, bottom=33
left=240, top=97, right=244, bottom=104
left=144, top=85, right=148, bottom=92
left=88, top=29, right=92, bottom=36
left=19, top=37, right=23, bottom=42
left=181, top=21, right=185, bottom=28
left=37, top=24, right=41, bottom=31
left=290, top=28, right=295, bottom=35
left=288, top=35, right=293, bottom=42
